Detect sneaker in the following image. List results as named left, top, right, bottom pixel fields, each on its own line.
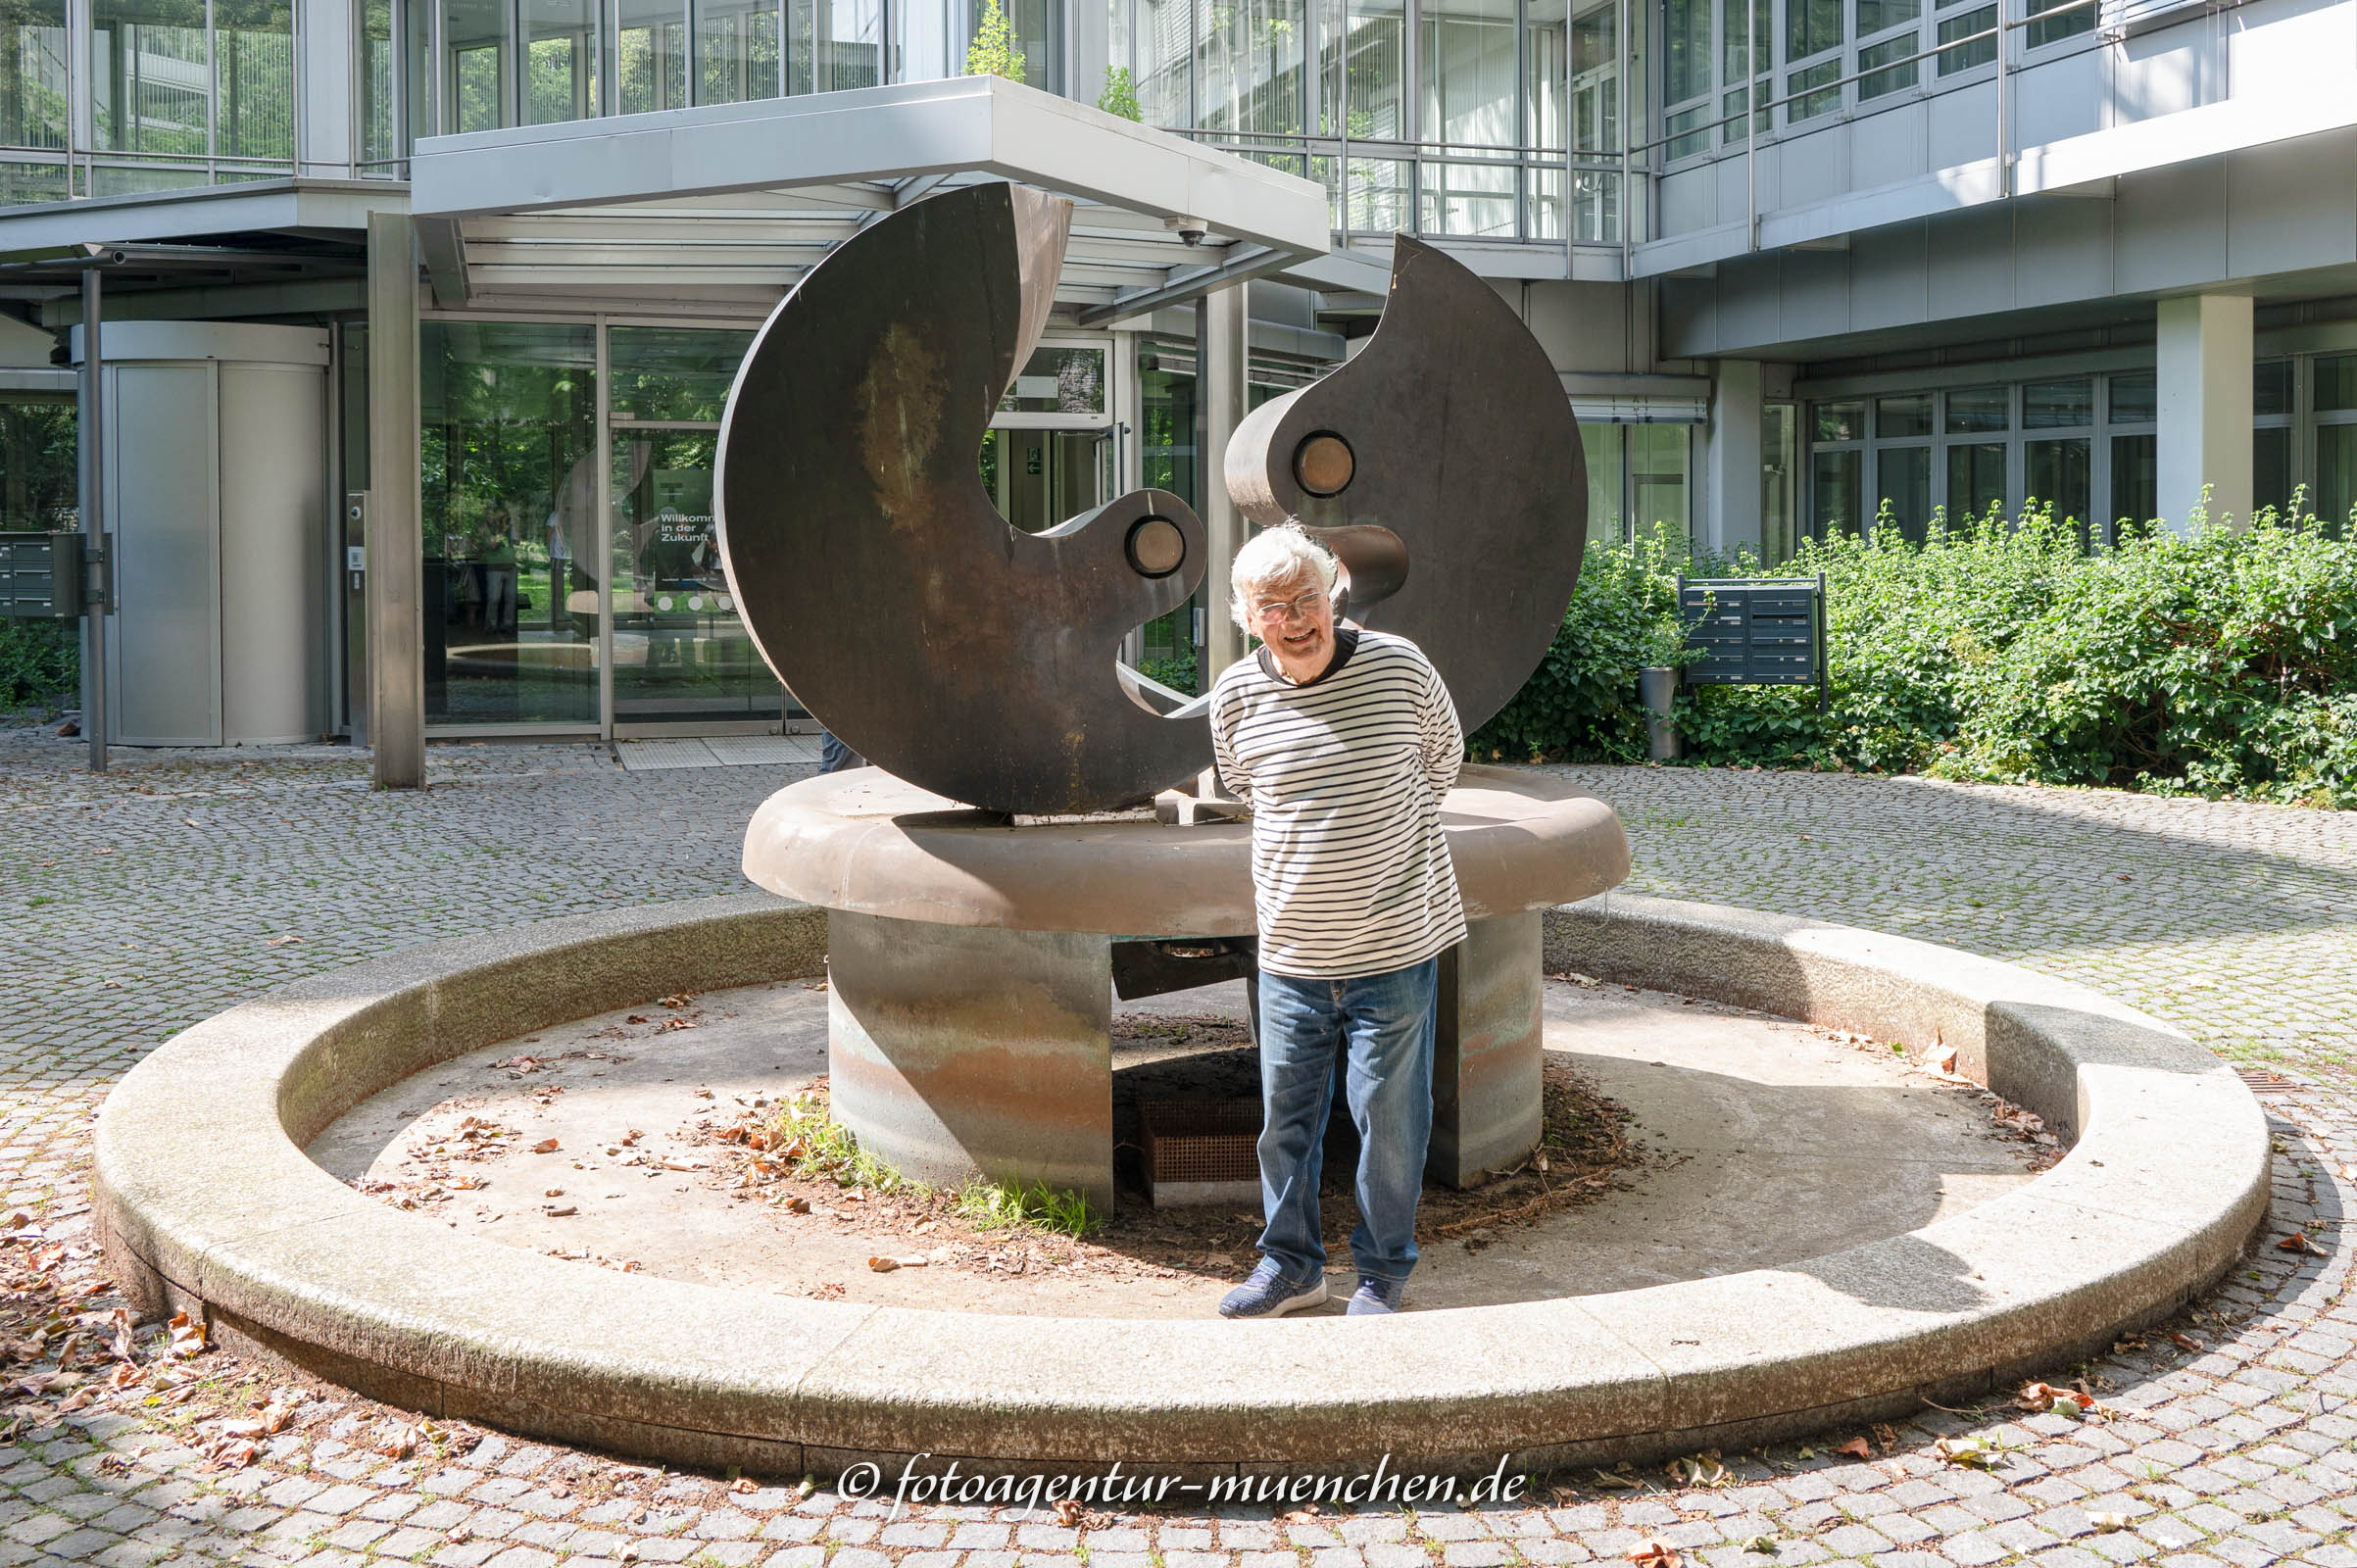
left=1218, top=1261, right=1328, bottom=1319
left=1346, top=1276, right=1405, bottom=1315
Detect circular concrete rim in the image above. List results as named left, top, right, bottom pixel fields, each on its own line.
left=94, top=891, right=2270, bottom=1478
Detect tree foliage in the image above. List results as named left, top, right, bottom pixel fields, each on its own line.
left=965, top=0, right=1028, bottom=83
left=1098, top=65, right=1142, bottom=120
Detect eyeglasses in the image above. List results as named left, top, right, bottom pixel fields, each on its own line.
left=1249, top=590, right=1329, bottom=626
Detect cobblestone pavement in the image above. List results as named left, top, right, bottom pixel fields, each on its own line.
left=1, top=728, right=2351, bottom=1568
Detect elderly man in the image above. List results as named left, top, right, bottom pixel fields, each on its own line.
left=1207, top=523, right=1466, bottom=1318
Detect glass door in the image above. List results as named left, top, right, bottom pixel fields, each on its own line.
left=606, top=324, right=796, bottom=732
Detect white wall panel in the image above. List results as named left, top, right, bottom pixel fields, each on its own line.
left=2229, top=0, right=2357, bottom=101
left=2013, top=195, right=2114, bottom=308
left=2015, top=53, right=2103, bottom=148
left=1848, top=222, right=1931, bottom=331
left=2113, top=156, right=2228, bottom=292
left=1850, top=102, right=1928, bottom=192
left=2224, top=131, right=2357, bottom=279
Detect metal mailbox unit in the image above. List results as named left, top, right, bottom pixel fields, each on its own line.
left=0, top=532, right=85, bottom=619
left=1677, top=574, right=1830, bottom=712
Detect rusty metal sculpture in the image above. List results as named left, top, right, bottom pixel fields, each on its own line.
left=1225, top=235, right=1586, bottom=735
left=718, top=191, right=1582, bottom=812
left=716, top=182, right=1208, bottom=815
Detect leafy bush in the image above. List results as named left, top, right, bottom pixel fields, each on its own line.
left=1473, top=505, right=2357, bottom=808
left=965, top=0, right=1027, bottom=81
left=0, top=618, right=75, bottom=713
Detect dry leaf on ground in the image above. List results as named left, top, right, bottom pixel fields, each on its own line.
left=1936, top=1436, right=1998, bottom=1470
left=1055, top=1497, right=1083, bottom=1527
left=730, top=1476, right=758, bottom=1494
left=532, top=1139, right=561, bottom=1153
left=2087, top=1512, right=2131, bottom=1533
left=1627, top=1539, right=1682, bottom=1568
left=166, top=1311, right=207, bottom=1359
left=1834, top=1436, right=1872, bottom=1459
left=2169, top=1332, right=2203, bottom=1352
left=2277, top=1232, right=2325, bottom=1255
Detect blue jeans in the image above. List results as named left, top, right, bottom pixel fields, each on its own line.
left=1252, top=956, right=1439, bottom=1289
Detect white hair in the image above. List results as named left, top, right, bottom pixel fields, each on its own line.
left=1228, top=523, right=1339, bottom=631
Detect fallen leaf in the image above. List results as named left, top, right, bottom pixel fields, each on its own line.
left=544, top=1189, right=565, bottom=1199
left=1055, top=1497, right=1083, bottom=1527
left=866, top=1256, right=901, bottom=1273
left=2277, top=1232, right=2325, bottom=1256
left=1627, top=1539, right=1682, bottom=1568
left=781, top=1197, right=810, bottom=1214
left=374, top=1422, right=419, bottom=1459
left=1931, top=1046, right=1958, bottom=1075
left=533, top=1139, right=561, bottom=1154
left=731, top=1476, right=758, bottom=1494
left=264, top=934, right=304, bottom=948
left=545, top=1204, right=578, bottom=1217
left=1872, top=1423, right=1897, bottom=1452
left=1835, top=1436, right=1871, bottom=1459
left=1742, top=1539, right=1777, bottom=1556
left=2087, top=1512, right=2130, bottom=1533
left=625, top=1015, right=651, bottom=1025
left=104, top=1307, right=134, bottom=1362
left=2170, top=1332, right=2203, bottom=1352
left=167, top=1311, right=207, bottom=1359
left=449, top=1524, right=473, bottom=1544
left=1936, top=1436, right=1997, bottom=1470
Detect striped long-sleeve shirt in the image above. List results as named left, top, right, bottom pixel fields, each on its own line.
left=1208, top=626, right=1468, bottom=979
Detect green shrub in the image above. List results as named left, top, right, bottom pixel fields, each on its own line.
left=1474, top=504, right=2357, bottom=807
left=0, top=618, right=75, bottom=713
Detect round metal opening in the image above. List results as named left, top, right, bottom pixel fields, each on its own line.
left=1294, top=433, right=1355, bottom=498
left=1126, top=516, right=1187, bottom=577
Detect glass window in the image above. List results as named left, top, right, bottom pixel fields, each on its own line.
left=0, top=0, right=69, bottom=159
left=1138, top=355, right=1200, bottom=688
left=1202, top=0, right=1306, bottom=134
left=1762, top=404, right=1797, bottom=565
left=2108, top=370, right=2155, bottom=424
left=1787, top=0, right=1841, bottom=59
left=2254, top=426, right=2293, bottom=520
left=1876, top=393, right=1932, bottom=438
left=2319, top=425, right=2357, bottom=531
left=1812, top=448, right=1862, bottom=536
left=696, top=0, right=780, bottom=101
left=1420, top=0, right=1511, bottom=143
left=1348, top=0, right=1406, bottom=136
left=1936, top=2, right=1992, bottom=73
left=211, top=0, right=292, bottom=167
left=92, top=0, right=209, bottom=164
left=1858, top=31, right=1917, bottom=97
left=0, top=397, right=76, bottom=531
left=1719, top=0, right=1768, bottom=140
left=1138, top=0, right=1190, bottom=122
left=792, top=0, right=881, bottom=91
left=2026, top=438, right=2088, bottom=529
left=2110, top=433, right=2154, bottom=541
left=523, top=0, right=598, bottom=122
left=420, top=321, right=600, bottom=728
left=1629, top=424, right=1691, bottom=540
left=999, top=346, right=1108, bottom=416
left=2254, top=360, right=2292, bottom=417
left=1582, top=422, right=1623, bottom=543
left=358, top=0, right=398, bottom=165
left=1856, top=0, right=1918, bottom=30
left=1947, top=441, right=2005, bottom=519
left=2316, top=355, right=2357, bottom=414
left=2024, top=0, right=2089, bottom=46
left=441, top=0, right=510, bottom=131
left=1876, top=444, right=1931, bottom=538
left=1814, top=400, right=1864, bottom=442
left=2023, top=377, right=2091, bottom=428
left=1664, top=102, right=1707, bottom=159
left=1786, top=57, right=1838, bottom=119
left=1664, top=0, right=1709, bottom=106
left=1420, top=157, right=1517, bottom=235
left=618, top=0, right=688, bottom=113
left=984, top=0, right=1063, bottom=90
left=1945, top=385, right=2008, bottom=433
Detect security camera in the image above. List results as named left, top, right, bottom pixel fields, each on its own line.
left=1166, top=215, right=1209, bottom=246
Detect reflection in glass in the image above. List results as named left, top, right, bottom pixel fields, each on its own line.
left=698, top=0, right=781, bottom=100
left=0, top=397, right=75, bottom=531
left=999, top=346, right=1107, bottom=416
left=1421, top=158, right=1515, bottom=235
left=1761, top=405, right=1797, bottom=564
left=1629, top=424, right=1690, bottom=540
left=1137, top=358, right=1200, bottom=694
left=2319, top=425, right=2357, bottom=534
left=1857, top=31, right=1916, bottom=99
left=2254, top=360, right=2292, bottom=417
left=1582, top=422, right=1622, bottom=544
left=1875, top=394, right=1931, bottom=439
left=1945, top=385, right=2008, bottom=433
left=1138, top=0, right=1190, bottom=122
left=1876, top=445, right=1929, bottom=538
left=790, top=0, right=881, bottom=91
left=618, top=0, right=689, bottom=113
left=2316, top=356, right=2357, bottom=415
left=2025, top=438, right=2088, bottom=534
left=420, top=321, right=599, bottom=728
left=1947, top=442, right=2005, bottom=520
left=1565, top=0, right=1620, bottom=240
left=0, top=0, right=67, bottom=158
left=442, top=0, right=508, bottom=130
left=1198, top=0, right=1301, bottom=134
left=1346, top=0, right=1405, bottom=139
left=360, top=0, right=398, bottom=165
left=1422, top=0, right=1512, bottom=143
left=1812, top=447, right=1861, bottom=536
left=1937, top=3, right=1993, bottom=74
left=523, top=0, right=599, bottom=122
left=2254, top=426, right=2292, bottom=520
left=2022, top=377, right=2091, bottom=428
left=1813, top=400, right=1862, bottom=442
left=1786, top=57, right=1838, bottom=120
left=606, top=325, right=790, bottom=726
left=982, top=0, right=1063, bottom=89
left=2110, top=433, right=2154, bottom=542
left=2108, top=371, right=2155, bottom=424
left=213, top=0, right=293, bottom=165
left=1346, top=155, right=1409, bottom=230
left=92, top=0, right=208, bottom=160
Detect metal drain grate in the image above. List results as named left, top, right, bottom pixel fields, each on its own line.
left=2235, top=1067, right=2293, bottom=1096
left=1139, top=1099, right=1261, bottom=1208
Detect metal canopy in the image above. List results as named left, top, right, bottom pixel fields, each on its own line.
left=408, top=76, right=1344, bottom=323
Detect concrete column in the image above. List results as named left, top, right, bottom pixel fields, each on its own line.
left=1427, top=913, right=1545, bottom=1188
left=1704, top=360, right=1764, bottom=561
left=2155, top=295, right=2253, bottom=533
left=366, top=214, right=425, bottom=789
left=1201, top=283, right=1250, bottom=681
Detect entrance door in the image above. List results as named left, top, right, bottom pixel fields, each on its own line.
left=979, top=426, right=1110, bottom=532
left=609, top=420, right=797, bottom=729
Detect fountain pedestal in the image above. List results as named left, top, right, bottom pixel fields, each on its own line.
left=743, top=765, right=1629, bottom=1209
